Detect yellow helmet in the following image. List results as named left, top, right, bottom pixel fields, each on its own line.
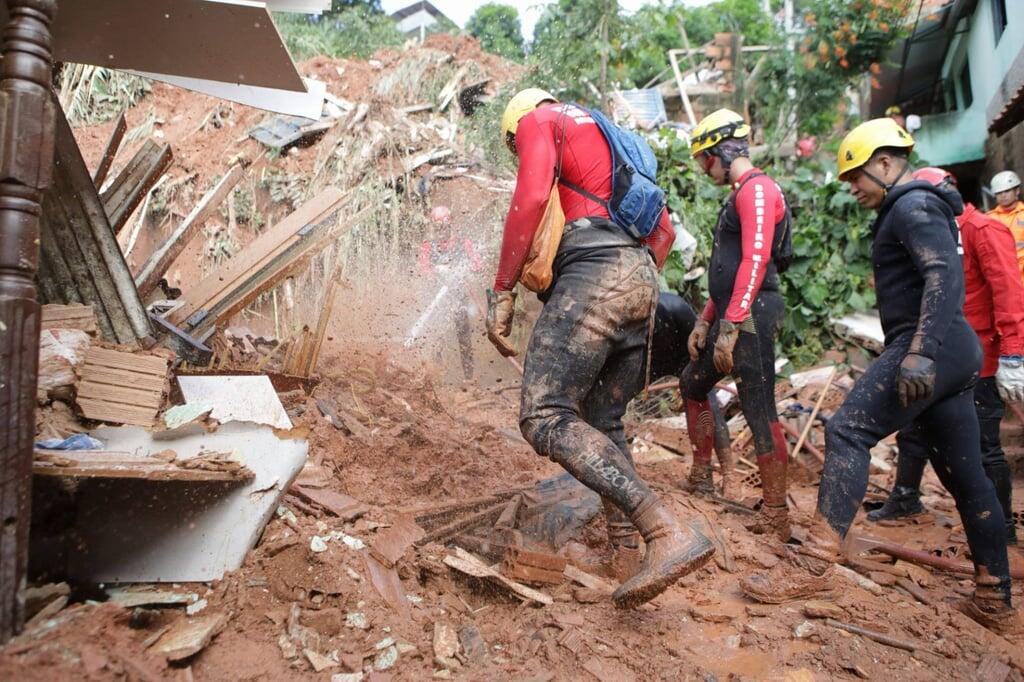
left=689, top=108, right=751, bottom=157
left=837, top=118, right=914, bottom=180
left=501, top=88, right=557, bottom=141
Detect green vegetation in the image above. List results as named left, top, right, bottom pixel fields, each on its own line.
left=58, top=64, right=151, bottom=126
left=274, top=6, right=403, bottom=60
left=467, top=3, right=526, bottom=62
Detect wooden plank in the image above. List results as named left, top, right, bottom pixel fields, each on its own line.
left=33, top=457, right=246, bottom=483
left=190, top=205, right=369, bottom=336
left=170, top=188, right=347, bottom=326
left=84, top=347, right=170, bottom=375
left=75, top=367, right=168, bottom=393
left=41, top=304, right=97, bottom=334
left=301, top=277, right=339, bottom=376
left=444, top=547, right=552, bottom=605
left=92, top=111, right=126, bottom=188
left=75, top=398, right=159, bottom=427
left=33, top=448, right=248, bottom=481
left=101, top=139, right=173, bottom=234
left=135, top=164, right=245, bottom=297
left=563, top=564, right=616, bottom=594
left=77, top=382, right=165, bottom=405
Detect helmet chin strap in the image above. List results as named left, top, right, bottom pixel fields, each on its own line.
left=863, top=161, right=910, bottom=197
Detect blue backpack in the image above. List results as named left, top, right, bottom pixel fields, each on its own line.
left=558, top=105, right=666, bottom=240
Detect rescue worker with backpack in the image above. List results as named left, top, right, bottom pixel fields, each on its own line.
left=680, top=109, right=794, bottom=541
left=867, top=168, right=1024, bottom=547
left=486, top=88, right=715, bottom=608
left=740, top=119, right=1021, bottom=637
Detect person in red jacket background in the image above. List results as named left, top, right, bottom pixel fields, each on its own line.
left=869, top=167, right=1024, bottom=546
left=485, top=88, right=714, bottom=608
left=418, top=205, right=482, bottom=380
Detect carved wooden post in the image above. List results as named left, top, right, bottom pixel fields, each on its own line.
left=0, top=0, right=57, bottom=642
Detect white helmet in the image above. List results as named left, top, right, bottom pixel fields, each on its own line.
left=991, top=170, right=1021, bottom=194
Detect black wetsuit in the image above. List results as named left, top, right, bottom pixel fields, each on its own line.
left=819, top=181, right=1009, bottom=594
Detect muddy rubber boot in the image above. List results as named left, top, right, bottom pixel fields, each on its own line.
left=866, top=485, right=926, bottom=522
left=611, top=496, right=716, bottom=608
left=682, top=462, right=715, bottom=496
left=603, top=499, right=643, bottom=580
left=716, top=444, right=738, bottom=499
left=956, top=568, right=1024, bottom=638
left=745, top=425, right=791, bottom=541
left=740, top=516, right=839, bottom=604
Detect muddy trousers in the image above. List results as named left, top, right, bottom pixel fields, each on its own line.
left=679, top=291, right=784, bottom=456
left=820, top=324, right=1010, bottom=587
left=519, top=242, right=659, bottom=514
left=893, top=376, right=1015, bottom=540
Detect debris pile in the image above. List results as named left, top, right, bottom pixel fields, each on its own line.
left=7, top=31, right=1024, bottom=682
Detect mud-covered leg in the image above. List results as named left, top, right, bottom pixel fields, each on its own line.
left=581, top=345, right=647, bottom=579
left=680, top=323, right=724, bottom=495
left=920, top=389, right=1020, bottom=635
left=742, top=341, right=917, bottom=603
left=732, top=294, right=790, bottom=541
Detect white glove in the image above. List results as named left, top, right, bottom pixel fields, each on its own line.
left=996, top=356, right=1024, bottom=404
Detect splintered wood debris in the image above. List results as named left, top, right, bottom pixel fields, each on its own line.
left=33, top=448, right=252, bottom=482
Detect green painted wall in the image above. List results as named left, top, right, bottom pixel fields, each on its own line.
left=914, top=0, right=1024, bottom=166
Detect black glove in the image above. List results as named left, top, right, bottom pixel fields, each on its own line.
left=897, top=352, right=935, bottom=408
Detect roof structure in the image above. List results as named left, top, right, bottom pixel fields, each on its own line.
left=988, top=43, right=1024, bottom=135
left=869, top=0, right=977, bottom=117
left=389, top=1, right=446, bottom=22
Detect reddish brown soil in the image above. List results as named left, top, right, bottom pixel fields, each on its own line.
left=6, top=33, right=1023, bottom=682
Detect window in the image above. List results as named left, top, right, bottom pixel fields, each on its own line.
left=993, top=0, right=1008, bottom=43
left=958, top=57, right=973, bottom=109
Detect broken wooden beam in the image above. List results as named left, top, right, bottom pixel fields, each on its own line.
left=92, top=111, right=127, bottom=188
left=75, top=347, right=170, bottom=427
left=290, top=486, right=369, bottom=521
left=33, top=449, right=252, bottom=482
left=444, top=546, right=553, bottom=605
left=135, top=164, right=245, bottom=298
left=168, top=188, right=351, bottom=331
left=100, top=138, right=173, bottom=235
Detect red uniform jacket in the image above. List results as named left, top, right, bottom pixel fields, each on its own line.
left=494, top=103, right=675, bottom=291
left=960, top=203, right=1024, bottom=376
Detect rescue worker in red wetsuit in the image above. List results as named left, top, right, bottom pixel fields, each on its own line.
left=868, top=168, right=1024, bottom=546
left=485, top=88, right=714, bottom=608
left=680, top=109, right=793, bottom=541
left=418, top=205, right=483, bottom=380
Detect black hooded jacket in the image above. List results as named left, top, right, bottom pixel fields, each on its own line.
left=871, top=180, right=966, bottom=357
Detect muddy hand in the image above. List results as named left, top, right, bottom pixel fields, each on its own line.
left=486, top=288, right=518, bottom=357
left=688, top=318, right=710, bottom=361
left=897, top=352, right=935, bottom=407
left=713, top=320, right=740, bottom=374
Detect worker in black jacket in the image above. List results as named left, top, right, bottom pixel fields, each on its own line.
left=739, top=118, right=1019, bottom=636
